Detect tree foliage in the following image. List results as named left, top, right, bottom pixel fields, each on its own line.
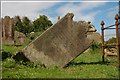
left=33, top=15, right=53, bottom=32
left=105, top=37, right=116, bottom=44
left=14, top=16, right=23, bottom=33
left=14, top=15, right=53, bottom=35
left=14, top=16, right=34, bottom=35
left=22, top=17, right=34, bottom=35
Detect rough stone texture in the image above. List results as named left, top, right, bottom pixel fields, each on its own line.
left=21, top=13, right=93, bottom=67
left=2, top=16, right=26, bottom=45
left=14, top=31, right=26, bottom=45
left=2, top=16, right=14, bottom=45
left=87, top=32, right=101, bottom=43
left=105, top=48, right=117, bottom=56
left=86, top=22, right=101, bottom=43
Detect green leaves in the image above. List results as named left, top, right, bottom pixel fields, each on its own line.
left=105, top=37, right=116, bottom=45
left=33, top=15, right=53, bottom=32
left=14, top=16, right=33, bottom=35
left=14, top=16, right=23, bottom=33
left=22, top=17, right=34, bottom=35
left=14, top=15, right=53, bottom=36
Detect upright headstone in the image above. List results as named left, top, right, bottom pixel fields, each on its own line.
left=2, top=16, right=14, bottom=45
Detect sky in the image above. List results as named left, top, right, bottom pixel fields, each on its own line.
left=1, top=1, right=119, bottom=40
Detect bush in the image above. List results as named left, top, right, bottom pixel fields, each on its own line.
left=105, top=37, right=116, bottom=45
left=90, top=42, right=101, bottom=52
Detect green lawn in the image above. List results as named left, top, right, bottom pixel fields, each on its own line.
left=2, top=32, right=43, bottom=55
left=1, top=46, right=119, bottom=79
left=2, top=45, right=25, bottom=55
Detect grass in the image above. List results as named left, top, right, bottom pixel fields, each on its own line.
left=1, top=31, right=43, bottom=55
left=1, top=33, right=119, bottom=79
left=2, top=45, right=25, bottom=55
left=1, top=47, right=119, bottom=79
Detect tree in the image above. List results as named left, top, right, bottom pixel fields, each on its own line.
left=14, top=15, right=52, bottom=35
left=22, top=16, right=33, bottom=35
left=14, top=16, right=23, bottom=32
left=105, top=37, right=116, bottom=44
left=33, top=15, right=53, bottom=32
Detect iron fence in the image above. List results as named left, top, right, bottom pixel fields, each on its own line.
left=101, top=14, right=120, bottom=68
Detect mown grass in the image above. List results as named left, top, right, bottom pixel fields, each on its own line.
left=1, top=32, right=43, bottom=55
left=2, top=45, right=25, bottom=55
left=1, top=33, right=119, bottom=79
left=1, top=47, right=119, bottom=79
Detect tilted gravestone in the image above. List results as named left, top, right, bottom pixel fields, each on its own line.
left=19, top=13, right=94, bottom=67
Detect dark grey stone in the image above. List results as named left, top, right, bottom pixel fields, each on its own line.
left=22, top=13, right=93, bottom=67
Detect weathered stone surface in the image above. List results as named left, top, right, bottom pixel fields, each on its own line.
left=14, top=31, right=26, bottom=45
left=21, top=13, right=93, bottom=67
left=2, top=16, right=14, bottom=45
left=105, top=48, right=117, bottom=56
left=2, top=16, right=26, bottom=45
left=86, top=22, right=101, bottom=43
left=87, top=32, right=101, bottom=43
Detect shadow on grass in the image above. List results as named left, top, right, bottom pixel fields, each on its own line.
left=12, top=52, right=30, bottom=62
left=1, top=50, right=12, bottom=61
left=14, top=45, right=23, bottom=47
left=65, top=61, right=110, bottom=67
left=4, top=44, right=23, bottom=47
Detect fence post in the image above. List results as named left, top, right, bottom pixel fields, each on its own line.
left=101, top=21, right=105, bottom=62
left=115, top=14, right=120, bottom=68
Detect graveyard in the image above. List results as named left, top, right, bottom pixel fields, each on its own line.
left=1, top=13, right=119, bottom=79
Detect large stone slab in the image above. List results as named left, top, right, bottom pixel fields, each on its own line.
left=21, top=13, right=93, bottom=67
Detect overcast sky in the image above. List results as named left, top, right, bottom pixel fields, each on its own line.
left=1, top=1, right=119, bottom=40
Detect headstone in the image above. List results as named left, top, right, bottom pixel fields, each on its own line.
left=2, top=16, right=26, bottom=45
left=20, top=13, right=93, bottom=67
left=2, top=16, right=14, bottom=45
left=14, top=31, right=26, bottom=45
left=104, top=48, right=117, bottom=56
left=87, top=32, right=101, bottom=43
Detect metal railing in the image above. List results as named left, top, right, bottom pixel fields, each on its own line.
left=101, top=14, right=120, bottom=68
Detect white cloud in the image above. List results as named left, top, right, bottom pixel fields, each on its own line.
left=107, top=5, right=119, bottom=11
left=1, top=1, right=107, bottom=23
left=1, top=2, right=57, bottom=20
left=57, top=2, right=106, bottom=22
left=107, top=5, right=119, bottom=18
left=80, top=11, right=101, bottom=22
left=104, top=30, right=116, bottom=41
left=79, top=2, right=106, bottom=11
